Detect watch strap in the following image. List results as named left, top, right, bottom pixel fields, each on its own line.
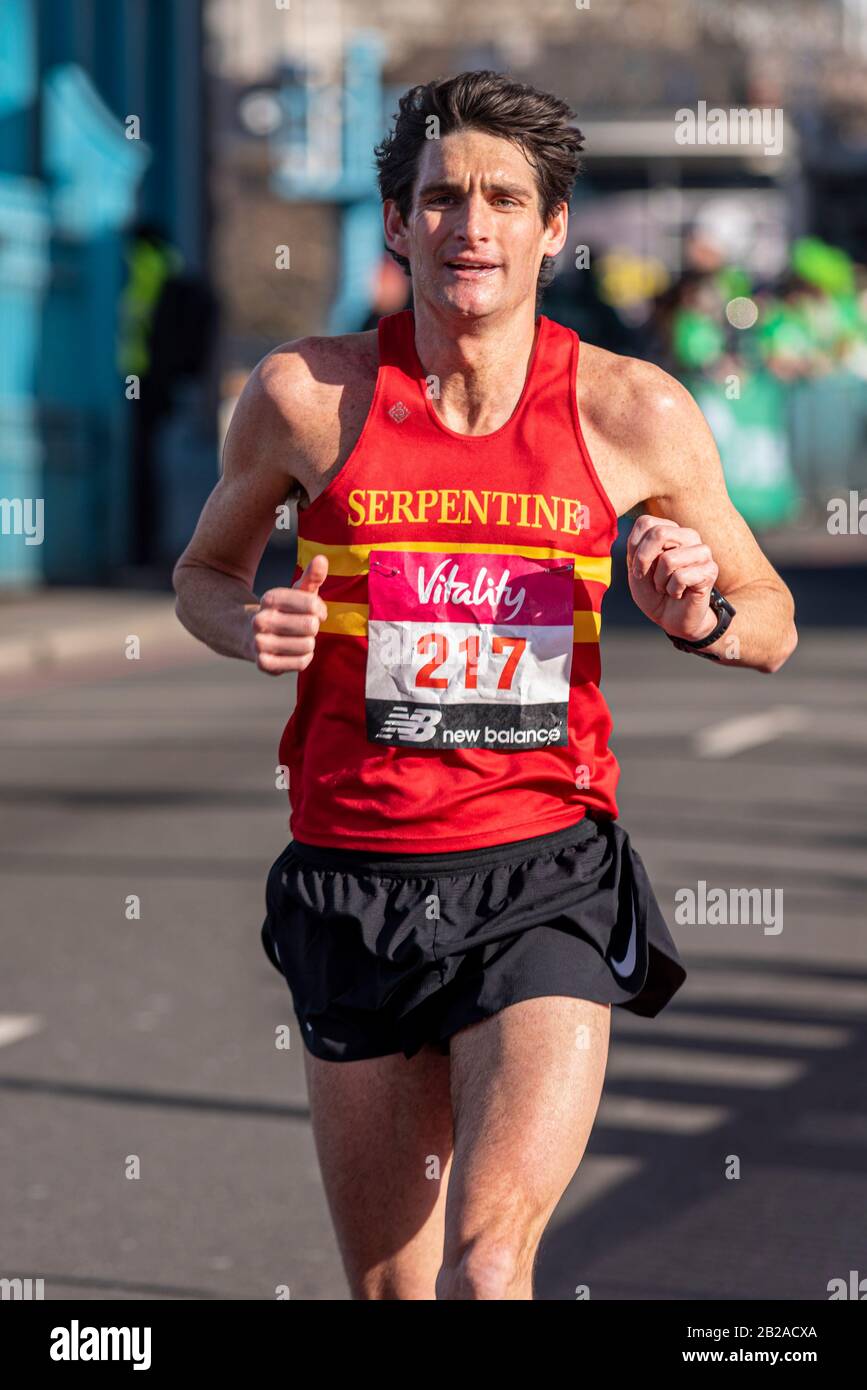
left=666, top=586, right=736, bottom=654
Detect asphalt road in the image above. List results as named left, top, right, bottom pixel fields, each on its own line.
left=2, top=606, right=867, bottom=1300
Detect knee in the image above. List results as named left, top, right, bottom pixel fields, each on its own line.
left=436, top=1237, right=526, bottom=1301
left=351, top=1273, right=435, bottom=1300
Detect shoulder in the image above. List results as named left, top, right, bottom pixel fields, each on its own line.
left=252, top=329, right=380, bottom=425
left=220, top=329, right=379, bottom=483
left=577, top=341, right=709, bottom=452
left=576, top=341, right=721, bottom=502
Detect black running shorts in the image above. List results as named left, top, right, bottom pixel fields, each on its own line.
left=260, top=814, right=686, bottom=1063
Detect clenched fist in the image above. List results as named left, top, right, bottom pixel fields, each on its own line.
left=250, top=554, right=329, bottom=675
left=626, top=515, right=719, bottom=642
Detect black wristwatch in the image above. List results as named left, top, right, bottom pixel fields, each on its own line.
left=666, top=587, right=736, bottom=661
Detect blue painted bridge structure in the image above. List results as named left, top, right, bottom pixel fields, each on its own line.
left=0, top=0, right=207, bottom=585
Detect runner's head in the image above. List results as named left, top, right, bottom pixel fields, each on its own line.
left=376, top=71, right=583, bottom=323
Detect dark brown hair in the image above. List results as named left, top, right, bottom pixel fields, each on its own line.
left=374, top=70, right=584, bottom=301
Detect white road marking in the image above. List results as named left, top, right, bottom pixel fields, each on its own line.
left=0, top=1014, right=42, bottom=1048
left=684, top=973, right=867, bottom=1014
left=554, top=1155, right=643, bottom=1222
left=607, top=1045, right=803, bottom=1089
left=619, top=1012, right=850, bottom=1049
left=694, top=705, right=808, bottom=759
left=598, top=1095, right=730, bottom=1134
left=694, top=706, right=811, bottom=761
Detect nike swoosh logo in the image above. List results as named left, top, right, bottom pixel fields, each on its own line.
left=610, top=894, right=637, bottom=980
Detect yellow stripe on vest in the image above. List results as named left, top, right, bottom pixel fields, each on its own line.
left=297, top=536, right=612, bottom=587
left=317, top=601, right=602, bottom=643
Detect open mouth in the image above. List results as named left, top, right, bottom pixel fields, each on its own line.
left=444, top=260, right=501, bottom=277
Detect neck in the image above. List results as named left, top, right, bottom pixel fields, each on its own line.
left=410, top=301, right=540, bottom=435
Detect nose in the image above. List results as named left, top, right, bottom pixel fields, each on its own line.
left=453, top=190, right=494, bottom=246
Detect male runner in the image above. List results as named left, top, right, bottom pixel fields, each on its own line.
left=173, top=71, right=797, bottom=1301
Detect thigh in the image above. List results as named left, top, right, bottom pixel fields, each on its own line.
left=443, top=996, right=611, bottom=1278
left=303, top=1041, right=454, bottom=1300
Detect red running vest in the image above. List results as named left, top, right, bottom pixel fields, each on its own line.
left=278, top=309, right=621, bottom=851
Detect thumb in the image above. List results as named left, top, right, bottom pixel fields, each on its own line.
left=293, top=553, right=329, bottom=592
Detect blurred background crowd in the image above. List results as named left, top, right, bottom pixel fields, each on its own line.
left=2, top=0, right=867, bottom=586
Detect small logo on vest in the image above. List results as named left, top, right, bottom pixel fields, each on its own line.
left=387, top=401, right=410, bottom=423
left=377, top=705, right=441, bottom=742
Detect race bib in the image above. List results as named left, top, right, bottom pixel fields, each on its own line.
left=365, top=549, right=574, bottom=752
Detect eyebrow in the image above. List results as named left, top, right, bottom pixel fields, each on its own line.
left=416, top=178, right=532, bottom=201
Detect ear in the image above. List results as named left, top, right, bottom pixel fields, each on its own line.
left=541, top=200, right=569, bottom=260
left=383, top=199, right=411, bottom=261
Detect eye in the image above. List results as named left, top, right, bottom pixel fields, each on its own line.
left=493, top=197, right=519, bottom=207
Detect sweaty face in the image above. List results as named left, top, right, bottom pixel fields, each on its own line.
left=386, top=130, right=566, bottom=321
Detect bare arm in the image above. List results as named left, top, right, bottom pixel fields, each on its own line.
left=172, top=347, right=327, bottom=670
left=621, top=364, right=797, bottom=673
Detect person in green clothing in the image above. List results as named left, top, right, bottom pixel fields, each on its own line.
left=757, top=238, right=867, bottom=381
left=118, top=221, right=216, bottom=567
left=118, top=221, right=185, bottom=380
left=118, top=222, right=185, bottom=566
left=648, top=222, right=801, bottom=528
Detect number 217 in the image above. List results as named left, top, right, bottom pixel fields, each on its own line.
left=415, top=632, right=526, bottom=690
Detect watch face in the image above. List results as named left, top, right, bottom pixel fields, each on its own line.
left=711, top=589, right=734, bottom=617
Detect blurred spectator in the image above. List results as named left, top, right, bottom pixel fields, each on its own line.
left=118, top=221, right=218, bottom=566
left=643, top=227, right=867, bottom=531
left=358, top=253, right=412, bottom=332
left=757, top=239, right=867, bottom=382
left=542, top=251, right=647, bottom=355
left=649, top=226, right=867, bottom=390
left=646, top=211, right=755, bottom=381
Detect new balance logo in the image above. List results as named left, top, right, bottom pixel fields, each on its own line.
left=376, top=706, right=442, bottom=743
